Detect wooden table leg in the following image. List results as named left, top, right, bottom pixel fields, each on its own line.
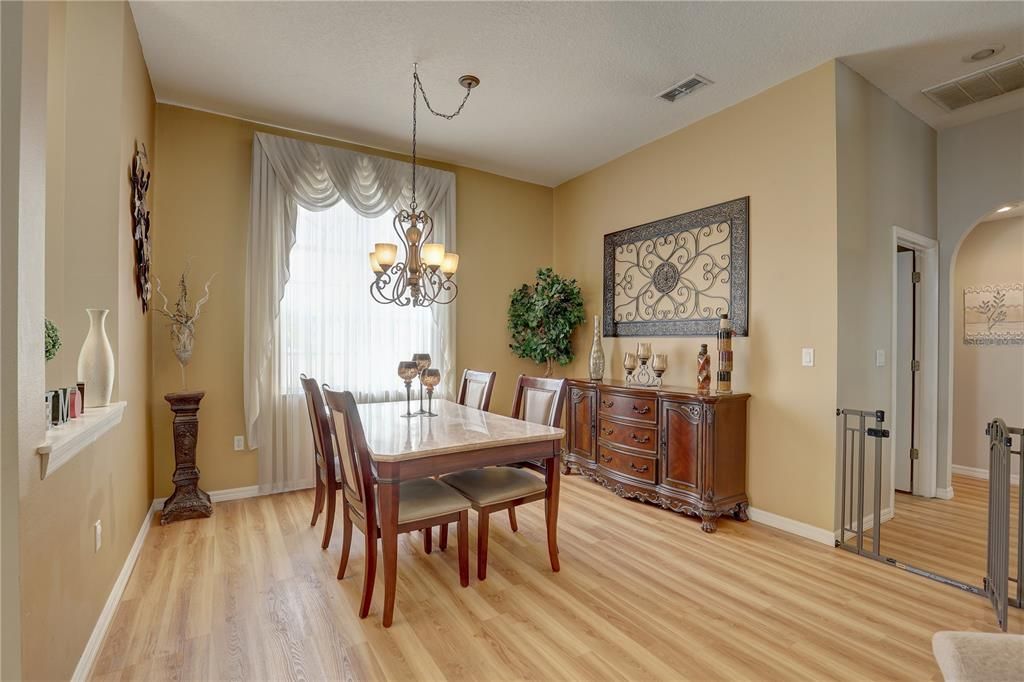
left=378, top=470, right=400, bottom=628
left=544, top=447, right=561, bottom=572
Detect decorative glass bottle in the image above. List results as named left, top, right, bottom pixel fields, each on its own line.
left=588, top=314, right=605, bottom=381
left=697, top=343, right=711, bottom=393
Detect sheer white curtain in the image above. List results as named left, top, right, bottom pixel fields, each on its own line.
left=245, top=132, right=456, bottom=493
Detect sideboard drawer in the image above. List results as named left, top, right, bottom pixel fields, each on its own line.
left=598, top=393, right=657, bottom=424
left=597, top=445, right=656, bottom=483
left=598, top=418, right=657, bottom=454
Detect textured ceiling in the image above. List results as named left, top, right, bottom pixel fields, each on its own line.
left=131, top=1, right=1024, bottom=186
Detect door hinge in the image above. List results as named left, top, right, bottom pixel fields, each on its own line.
left=911, top=360, right=921, bottom=372
left=910, top=448, right=920, bottom=460
left=912, top=271, right=921, bottom=284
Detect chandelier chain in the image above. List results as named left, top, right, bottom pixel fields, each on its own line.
left=410, top=64, right=474, bottom=211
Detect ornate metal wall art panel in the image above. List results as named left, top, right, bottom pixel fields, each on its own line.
left=129, top=141, right=152, bottom=313
left=964, top=282, right=1024, bottom=345
left=603, top=197, right=749, bottom=337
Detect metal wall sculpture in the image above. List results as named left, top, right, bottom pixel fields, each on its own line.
left=964, top=282, right=1023, bottom=345
left=129, top=141, right=152, bottom=312
left=603, top=197, right=748, bottom=337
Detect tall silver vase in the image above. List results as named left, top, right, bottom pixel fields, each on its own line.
left=588, top=314, right=605, bottom=381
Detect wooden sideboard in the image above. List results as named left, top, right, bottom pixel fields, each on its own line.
left=564, top=379, right=750, bottom=532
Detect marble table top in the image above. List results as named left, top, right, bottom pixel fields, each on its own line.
left=356, top=399, right=564, bottom=462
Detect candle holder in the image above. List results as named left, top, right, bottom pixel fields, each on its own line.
left=716, top=314, right=733, bottom=394
left=625, top=345, right=665, bottom=387
left=421, top=368, right=441, bottom=417
left=412, top=353, right=431, bottom=414
left=398, top=361, right=420, bottom=417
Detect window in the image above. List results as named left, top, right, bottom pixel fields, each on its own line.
left=279, top=201, right=448, bottom=402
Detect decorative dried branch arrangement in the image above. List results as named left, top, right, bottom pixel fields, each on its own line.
left=155, top=260, right=215, bottom=388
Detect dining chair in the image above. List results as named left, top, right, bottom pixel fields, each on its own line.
left=456, top=368, right=497, bottom=411
left=438, top=368, right=498, bottom=550
left=322, top=386, right=471, bottom=623
left=300, top=374, right=340, bottom=549
left=441, top=374, right=567, bottom=580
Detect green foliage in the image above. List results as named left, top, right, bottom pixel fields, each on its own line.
left=508, top=268, right=585, bottom=374
left=44, top=318, right=61, bottom=362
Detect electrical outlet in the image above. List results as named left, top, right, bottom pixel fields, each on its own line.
left=233, top=435, right=244, bottom=451
left=875, top=349, right=886, bottom=367
left=94, top=520, right=102, bottom=552
left=801, top=348, right=815, bottom=367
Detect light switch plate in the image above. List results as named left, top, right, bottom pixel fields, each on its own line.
left=233, top=435, right=245, bottom=451
left=94, top=520, right=102, bottom=552
left=801, top=348, right=815, bottom=367
left=875, top=349, right=886, bottom=367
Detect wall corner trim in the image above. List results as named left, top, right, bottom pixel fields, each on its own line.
left=935, top=486, right=955, bottom=500
left=71, top=504, right=153, bottom=682
left=746, top=506, right=836, bottom=546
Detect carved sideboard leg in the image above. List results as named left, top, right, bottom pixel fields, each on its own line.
left=733, top=502, right=750, bottom=522
left=700, top=510, right=718, bottom=533
left=561, top=459, right=573, bottom=475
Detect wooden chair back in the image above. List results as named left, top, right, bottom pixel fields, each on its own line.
left=457, top=369, right=497, bottom=412
left=300, top=374, right=337, bottom=488
left=511, top=375, right=567, bottom=427
left=322, top=386, right=376, bottom=524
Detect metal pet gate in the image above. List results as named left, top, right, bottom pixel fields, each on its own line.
left=984, top=418, right=1023, bottom=631
left=838, top=407, right=1024, bottom=630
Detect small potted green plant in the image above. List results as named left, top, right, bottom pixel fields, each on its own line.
left=508, top=267, right=585, bottom=377
left=44, top=318, right=61, bottom=362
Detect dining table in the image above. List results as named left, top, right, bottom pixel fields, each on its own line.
left=356, top=398, right=565, bottom=626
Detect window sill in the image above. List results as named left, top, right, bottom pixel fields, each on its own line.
left=36, top=401, right=127, bottom=480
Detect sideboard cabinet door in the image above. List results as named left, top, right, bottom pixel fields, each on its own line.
left=568, top=386, right=597, bottom=463
left=660, top=400, right=703, bottom=496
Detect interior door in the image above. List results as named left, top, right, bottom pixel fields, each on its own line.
left=894, top=249, right=919, bottom=493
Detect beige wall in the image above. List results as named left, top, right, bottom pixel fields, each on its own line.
left=553, top=62, right=839, bottom=531
left=938, top=109, right=1024, bottom=489
left=151, top=105, right=554, bottom=497
left=834, top=62, right=937, bottom=512
left=953, top=215, right=1023, bottom=472
left=20, top=3, right=154, bottom=680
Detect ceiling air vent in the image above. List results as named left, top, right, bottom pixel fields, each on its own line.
left=923, top=55, right=1024, bottom=112
left=658, top=74, right=713, bottom=102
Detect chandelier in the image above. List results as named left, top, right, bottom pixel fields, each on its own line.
left=370, top=64, right=479, bottom=307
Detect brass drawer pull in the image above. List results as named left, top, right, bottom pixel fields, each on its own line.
left=629, top=462, right=649, bottom=473
left=601, top=399, right=615, bottom=408
left=630, top=433, right=650, bottom=444
left=600, top=426, right=614, bottom=436
left=599, top=454, right=613, bottom=463
left=632, top=404, right=651, bottom=415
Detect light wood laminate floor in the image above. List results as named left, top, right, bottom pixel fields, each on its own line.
left=92, top=474, right=1022, bottom=681
left=844, top=474, right=1020, bottom=589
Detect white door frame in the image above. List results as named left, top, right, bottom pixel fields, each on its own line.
left=890, top=226, right=939, bottom=507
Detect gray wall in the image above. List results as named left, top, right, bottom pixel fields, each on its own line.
left=937, top=109, right=1024, bottom=490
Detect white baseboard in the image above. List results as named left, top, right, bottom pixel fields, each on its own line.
left=746, top=506, right=835, bottom=546
left=952, top=464, right=1020, bottom=486
left=852, top=506, right=894, bottom=531
left=935, top=486, right=955, bottom=500
left=72, top=504, right=155, bottom=682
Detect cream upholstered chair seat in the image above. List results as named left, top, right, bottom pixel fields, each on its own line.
left=442, top=467, right=547, bottom=507
left=383, top=479, right=471, bottom=525
left=932, top=631, right=1024, bottom=681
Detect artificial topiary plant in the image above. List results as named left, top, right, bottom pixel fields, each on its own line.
left=44, top=318, right=62, bottom=362
left=508, top=267, right=585, bottom=377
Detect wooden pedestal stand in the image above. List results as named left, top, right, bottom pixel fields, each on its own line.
left=161, top=391, right=213, bottom=525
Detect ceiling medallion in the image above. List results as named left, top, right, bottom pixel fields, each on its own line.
left=370, top=64, right=479, bottom=307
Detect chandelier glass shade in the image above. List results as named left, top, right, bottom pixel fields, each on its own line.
left=370, top=65, right=478, bottom=307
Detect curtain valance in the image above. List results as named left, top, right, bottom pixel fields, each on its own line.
left=244, top=132, right=457, bottom=448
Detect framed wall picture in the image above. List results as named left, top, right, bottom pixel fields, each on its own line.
left=603, top=197, right=749, bottom=337
left=963, top=282, right=1024, bottom=345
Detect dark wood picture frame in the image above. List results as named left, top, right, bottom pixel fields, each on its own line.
left=603, top=197, right=749, bottom=337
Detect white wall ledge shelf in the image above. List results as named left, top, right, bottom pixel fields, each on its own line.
left=36, top=402, right=127, bottom=479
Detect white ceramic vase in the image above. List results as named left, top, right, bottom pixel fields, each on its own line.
left=77, top=308, right=114, bottom=407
